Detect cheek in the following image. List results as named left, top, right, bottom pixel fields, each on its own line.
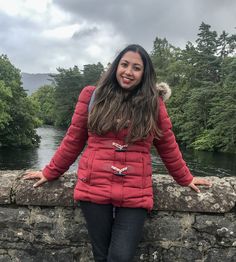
left=116, top=66, right=122, bottom=77
left=136, top=72, right=143, bottom=83
left=116, top=70, right=120, bottom=82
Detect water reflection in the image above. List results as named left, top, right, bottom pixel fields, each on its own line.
left=182, top=149, right=236, bottom=177
left=0, top=147, right=38, bottom=170
left=0, top=126, right=235, bottom=177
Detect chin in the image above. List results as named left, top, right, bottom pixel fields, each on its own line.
left=120, top=82, right=137, bottom=90
left=121, top=86, right=135, bottom=91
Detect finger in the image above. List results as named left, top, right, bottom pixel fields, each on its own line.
left=33, top=178, right=47, bottom=188
left=194, top=179, right=212, bottom=187
left=23, top=173, right=40, bottom=180
left=23, top=171, right=43, bottom=179
left=24, top=170, right=39, bottom=175
left=24, top=170, right=33, bottom=174
left=189, top=183, right=200, bottom=193
left=23, top=174, right=36, bottom=180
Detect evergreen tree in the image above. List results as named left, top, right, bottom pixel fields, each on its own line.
left=50, top=66, right=84, bottom=127
left=50, top=63, right=104, bottom=127
left=156, top=22, right=236, bottom=153
left=82, top=62, right=104, bottom=86
left=151, top=37, right=182, bottom=86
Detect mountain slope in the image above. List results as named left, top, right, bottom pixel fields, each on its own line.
left=21, top=73, right=53, bottom=95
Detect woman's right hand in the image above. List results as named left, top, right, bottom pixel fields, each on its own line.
left=23, top=170, right=48, bottom=188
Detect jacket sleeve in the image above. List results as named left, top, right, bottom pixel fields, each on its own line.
left=42, top=86, right=95, bottom=181
left=153, top=98, right=193, bottom=186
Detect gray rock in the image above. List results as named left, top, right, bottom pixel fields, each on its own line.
left=153, top=175, right=236, bottom=213
left=15, top=172, right=77, bottom=206
left=162, top=246, right=203, bottom=262
left=0, top=255, right=11, bottom=262
left=0, top=171, right=235, bottom=261
left=0, top=172, right=19, bottom=204
left=205, top=248, right=236, bottom=262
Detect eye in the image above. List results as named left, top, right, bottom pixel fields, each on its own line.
left=120, top=62, right=128, bottom=68
left=133, top=66, right=142, bottom=71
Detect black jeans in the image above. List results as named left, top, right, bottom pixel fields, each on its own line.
left=80, top=201, right=147, bottom=262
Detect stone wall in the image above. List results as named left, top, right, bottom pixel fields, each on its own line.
left=0, top=171, right=235, bottom=262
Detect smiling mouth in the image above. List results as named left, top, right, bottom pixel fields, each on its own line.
left=122, top=77, right=133, bottom=83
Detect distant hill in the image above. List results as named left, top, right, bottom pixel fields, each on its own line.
left=21, top=73, right=54, bottom=95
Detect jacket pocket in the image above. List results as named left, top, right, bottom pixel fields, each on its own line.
left=86, top=149, right=97, bottom=184
left=142, top=156, right=153, bottom=188
left=77, top=150, right=96, bottom=184
left=87, top=150, right=96, bottom=170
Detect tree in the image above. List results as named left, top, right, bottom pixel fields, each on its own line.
left=206, top=57, right=236, bottom=152
left=151, top=37, right=182, bottom=86
left=0, top=55, right=40, bottom=147
left=82, top=62, right=104, bottom=86
left=50, top=63, right=104, bottom=127
left=30, top=85, right=55, bottom=125
left=195, top=22, right=220, bottom=84
left=0, top=81, right=12, bottom=129
left=50, top=66, right=84, bottom=127
left=154, top=23, right=236, bottom=153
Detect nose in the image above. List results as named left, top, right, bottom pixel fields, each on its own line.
left=125, top=66, right=133, bottom=75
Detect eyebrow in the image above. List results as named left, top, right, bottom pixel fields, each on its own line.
left=120, top=59, right=143, bottom=68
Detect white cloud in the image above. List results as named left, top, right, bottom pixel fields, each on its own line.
left=0, top=0, right=235, bottom=73
left=0, top=0, right=51, bottom=18
left=42, top=23, right=81, bottom=39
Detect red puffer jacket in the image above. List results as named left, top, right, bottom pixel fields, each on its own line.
left=43, top=85, right=193, bottom=211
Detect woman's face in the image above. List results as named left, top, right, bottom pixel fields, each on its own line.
left=116, top=51, right=144, bottom=91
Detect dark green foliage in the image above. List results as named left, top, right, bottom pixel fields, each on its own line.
left=1, top=22, right=234, bottom=153
left=0, top=81, right=12, bottom=129
left=30, top=85, right=56, bottom=125
left=50, top=66, right=84, bottom=127
left=0, top=55, right=40, bottom=147
left=151, top=22, right=236, bottom=153
left=151, top=37, right=182, bottom=86
left=48, top=63, right=104, bottom=128
left=82, top=62, right=104, bottom=86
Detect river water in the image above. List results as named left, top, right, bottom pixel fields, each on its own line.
left=0, top=126, right=235, bottom=177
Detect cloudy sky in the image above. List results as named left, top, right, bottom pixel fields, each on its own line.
left=0, top=0, right=235, bottom=73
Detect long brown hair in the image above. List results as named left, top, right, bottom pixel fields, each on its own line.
left=88, top=44, right=160, bottom=143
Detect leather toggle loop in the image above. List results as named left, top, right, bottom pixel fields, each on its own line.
left=112, top=142, right=128, bottom=152
left=111, top=165, right=128, bottom=176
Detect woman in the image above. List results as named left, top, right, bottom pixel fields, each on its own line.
left=24, top=44, right=211, bottom=262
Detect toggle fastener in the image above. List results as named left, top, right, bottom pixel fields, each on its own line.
left=111, top=166, right=128, bottom=176
left=112, top=142, right=128, bottom=152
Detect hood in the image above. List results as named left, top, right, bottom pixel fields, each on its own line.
left=156, top=82, right=171, bottom=102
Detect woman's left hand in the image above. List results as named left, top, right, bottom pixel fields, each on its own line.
left=188, top=177, right=212, bottom=193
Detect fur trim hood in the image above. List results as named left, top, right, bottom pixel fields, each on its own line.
left=156, top=82, right=171, bottom=102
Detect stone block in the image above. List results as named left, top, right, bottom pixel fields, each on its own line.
left=0, top=206, right=30, bottom=229
left=205, top=248, right=236, bottom=262
left=0, top=171, right=19, bottom=204
left=0, top=171, right=235, bottom=261
left=193, top=213, right=236, bottom=247
left=153, top=175, right=236, bottom=213
left=162, top=246, right=203, bottom=262
left=0, top=255, right=11, bottom=262
left=143, top=212, right=184, bottom=242
left=15, top=172, right=77, bottom=206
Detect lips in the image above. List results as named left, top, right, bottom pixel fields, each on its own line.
left=122, top=76, right=133, bottom=85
